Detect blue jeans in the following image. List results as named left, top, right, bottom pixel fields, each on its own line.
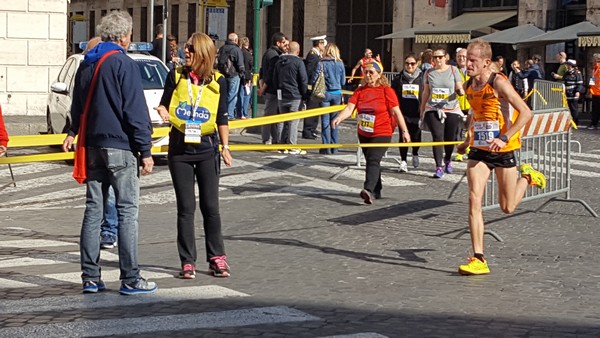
left=236, top=80, right=252, bottom=118
left=80, top=147, right=141, bottom=283
left=319, top=92, right=342, bottom=154
left=100, top=186, right=118, bottom=238
left=226, top=76, right=241, bottom=119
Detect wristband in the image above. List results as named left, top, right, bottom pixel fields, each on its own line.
left=222, top=145, right=230, bottom=151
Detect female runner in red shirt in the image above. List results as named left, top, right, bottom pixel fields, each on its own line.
left=332, top=61, right=410, bottom=204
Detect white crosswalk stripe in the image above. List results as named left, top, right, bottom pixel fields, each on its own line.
left=0, top=306, right=319, bottom=337
left=0, top=235, right=323, bottom=336
left=0, top=286, right=249, bottom=315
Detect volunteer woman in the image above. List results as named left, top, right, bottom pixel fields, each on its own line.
left=332, top=61, right=411, bottom=204
left=392, top=54, right=423, bottom=172
left=155, top=32, right=232, bottom=279
left=419, top=48, right=464, bottom=178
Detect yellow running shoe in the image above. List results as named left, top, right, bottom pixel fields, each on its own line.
left=458, top=257, right=490, bottom=275
left=454, top=153, right=464, bottom=162
left=519, top=163, right=546, bottom=189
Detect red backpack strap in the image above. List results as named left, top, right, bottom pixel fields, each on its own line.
left=73, top=50, right=120, bottom=184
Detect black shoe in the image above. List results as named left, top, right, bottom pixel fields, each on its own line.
left=374, top=191, right=382, bottom=199
left=311, top=132, right=319, bottom=138
left=302, top=134, right=317, bottom=140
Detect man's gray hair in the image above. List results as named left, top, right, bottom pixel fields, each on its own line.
left=97, top=11, right=133, bottom=42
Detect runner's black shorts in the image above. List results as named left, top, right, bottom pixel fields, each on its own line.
left=468, top=147, right=517, bottom=169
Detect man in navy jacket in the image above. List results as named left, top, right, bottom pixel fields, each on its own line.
left=62, top=11, right=157, bottom=295
left=273, top=41, right=308, bottom=154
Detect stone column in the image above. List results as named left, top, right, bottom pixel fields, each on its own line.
left=280, top=0, right=293, bottom=40
left=234, top=0, right=247, bottom=36
left=302, top=0, right=330, bottom=55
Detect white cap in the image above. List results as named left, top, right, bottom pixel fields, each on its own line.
left=310, top=35, right=327, bottom=46
left=566, top=59, right=576, bottom=66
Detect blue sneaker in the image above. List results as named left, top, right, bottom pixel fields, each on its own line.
left=83, top=280, right=106, bottom=293
left=433, top=167, right=445, bottom=178
left=119, top=277, right=158, bottom=295
left=100, top=235, right=117, bottom=250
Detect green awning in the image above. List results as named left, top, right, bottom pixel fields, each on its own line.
left=414, top=11, right=517, bottom=44
left=519, top=21, right=599, bottom=45
left=478, top=24, right=544, bottom=44
left=577, top=25, right=600, bottom=47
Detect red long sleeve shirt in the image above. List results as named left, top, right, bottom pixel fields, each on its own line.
left=0, top=105, right=8, bottom=148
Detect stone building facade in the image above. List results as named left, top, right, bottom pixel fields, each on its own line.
left=4, top=0, right=600, bottom=117
left=0, top=0, right=67, bottom=117
left=67, top=1, right=600, bottom=73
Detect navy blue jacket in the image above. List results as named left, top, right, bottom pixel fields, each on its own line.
left=69, top=42, right=153, bottom=158
left=273, top=54, right=308, bottom=100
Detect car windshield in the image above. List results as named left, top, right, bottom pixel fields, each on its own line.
left=136, top=59, right=168, bottom=90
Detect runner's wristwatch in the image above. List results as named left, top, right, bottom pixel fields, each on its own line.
left=499, top=135, right=508, bottom=143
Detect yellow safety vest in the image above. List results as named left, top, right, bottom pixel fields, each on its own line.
left=169, top=67, right=222, bottom=135
left=457, top=67, right=471, bottom=111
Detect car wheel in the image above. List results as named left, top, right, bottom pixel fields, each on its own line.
left=46, top=108, right=55, bottom=134
left=62, top=118, right=71, bottom=134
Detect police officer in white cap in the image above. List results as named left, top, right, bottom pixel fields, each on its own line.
left=302, top=35, right=327, bottom=139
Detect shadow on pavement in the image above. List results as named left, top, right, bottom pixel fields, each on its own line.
left=225, top=235, right=451, bottom=274
left=329, top=199, right=454, bottom=225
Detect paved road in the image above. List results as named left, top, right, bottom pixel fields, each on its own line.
left=1, top=123, right=599, bottom=337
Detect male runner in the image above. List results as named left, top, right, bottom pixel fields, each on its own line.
left=456, top=39, right=546, bottom=275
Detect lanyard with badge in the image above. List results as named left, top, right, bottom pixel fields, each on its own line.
left=184, top=78, right=204, bottom=144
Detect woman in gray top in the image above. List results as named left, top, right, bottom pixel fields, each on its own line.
left=419, top=48, right=465, bottom=178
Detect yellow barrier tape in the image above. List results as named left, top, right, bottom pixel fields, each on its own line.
left=0, top=152, right=74, bottom=164
left=8, top=104, right=347, bottom=148
left=228, top=105, right=347, bottom=129
left=223, top=141, right=462, bottom=152
left=9, top=127, right=170, bottom=148
left=3, top=104, right=466, bottom=165
left=0, top=141, right=463, bottom=165
left=8, top=134, right=73, bottom=147
left=523, top=88, right=548, bottom=105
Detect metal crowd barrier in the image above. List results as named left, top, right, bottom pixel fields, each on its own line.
left=530, top=79, right=567, bottom=111
left=382, top=71, right=399, bottom=84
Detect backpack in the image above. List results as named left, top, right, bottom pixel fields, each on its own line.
left=217, top=48, right=236, bottom=77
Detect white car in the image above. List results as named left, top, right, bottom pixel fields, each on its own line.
left=47, top=48, right=170, bottom=152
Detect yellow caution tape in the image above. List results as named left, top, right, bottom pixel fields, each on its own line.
left=220, top=141, right=462, bottom=152
left=8, top=134, right=74, bottom=147
left=0, top=140, right=464, bottom=165
left=228, top=104, right=347, bottom=129
left=0, top=152, right=74, bottom=164
left=523, top=88, right=548, bottom=106
left=2, top=103, right=467, bottom=165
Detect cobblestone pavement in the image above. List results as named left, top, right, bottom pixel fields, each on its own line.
left=0, top=120, right=599, bottom=337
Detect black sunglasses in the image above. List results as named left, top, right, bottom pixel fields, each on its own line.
left=405, top=62, right=417, bottom=65
left=185, top=43, right=195, bottom=53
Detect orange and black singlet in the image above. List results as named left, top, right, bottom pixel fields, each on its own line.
left=466, top=73, right=521, bottom=152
